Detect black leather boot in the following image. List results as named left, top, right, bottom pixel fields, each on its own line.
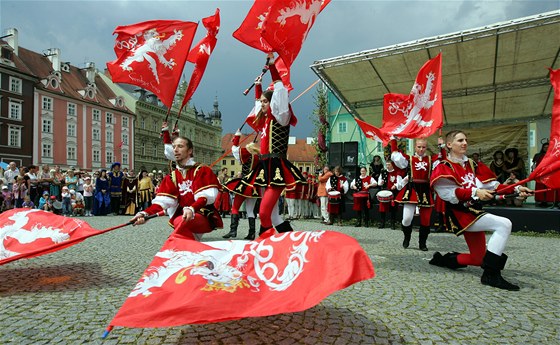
left=429, top=252, right=467, bottom=270
left=379, top=213, right=386, bottom=229
left=275, top=221, right=294, bottom=233
left=244, top=217, right=256, bottom=240
left=402, top=224, right=412, bottom=249
left=259, top=225, right=273, bottom=236
left=364, top=210, right=370, bottom=227
left=481, top=251, right=520, bottom=291
left=418, top=225, right=430, bottom=251
left=390, top=211, right=397, bottom=230
left=223, top=214, right=239, bottom=239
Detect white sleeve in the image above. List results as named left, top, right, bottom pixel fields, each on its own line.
left=326, top=179, right=332, bottom=191
left=342, top=180, right=349, bottom=193
left=350, top=179, right=357, bottom=189
left=270, top=81, right=290, bottom=126
left=152, top=195, right=179, bottom=218
left=391, top=151, right=408, bottom=170
left=433, top=179, right=460, bottom=204
left=164, top=143, right=175, bottom=161
left=232, top=145, right=241, bottom=162
left=196, top=187, right=218, bottom=205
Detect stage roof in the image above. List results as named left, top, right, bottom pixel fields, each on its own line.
left=310, top=11, right=560, bottom=129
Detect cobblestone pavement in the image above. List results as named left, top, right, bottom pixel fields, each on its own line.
left=0, top=215, right=558, bottom=345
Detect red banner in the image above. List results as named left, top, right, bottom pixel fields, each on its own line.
left=232, top=0, right=273, bottom=53
left=1, top=209, right=103, bottom=265
left=355, top=118, right=391, bottom=146
left=181, top=9, right=220, bottom=111
left=381, top=53, right=443, bottom=139
left=527, top=68, right=560, bottom=189
left=109, top=230, right=374, bottom=328
left=106, top=20, right=198, bottom=108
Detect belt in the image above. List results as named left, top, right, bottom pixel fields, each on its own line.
left=260, top=153, right=286, bottom=159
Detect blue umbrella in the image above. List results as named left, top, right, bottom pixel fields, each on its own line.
left=0, top=162, right=8, bottom=170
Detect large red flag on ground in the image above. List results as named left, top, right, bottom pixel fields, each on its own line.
left=527, top=68, right=560, bottom=189
left=261, top=0, right=331, bottom=69
left=381, top=53, right=443, bottom=139
left=0, top=209, right=104, bottom=265
left=355, top=118, right=392, bottom=146
left=106, top=20, right=198, bottom=108
left=109, top=230, right=374, bottom=328
left=180, top=9, right=220, bottom=112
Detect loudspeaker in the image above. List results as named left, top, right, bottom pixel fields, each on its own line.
left=329, top=142, right=343, bottom=167
left=343, top=142, right=358, bottom=167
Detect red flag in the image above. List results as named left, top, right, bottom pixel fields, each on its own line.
left=109, top=230, right=374, bottom=328
left=232, top=0, right=274, bottom=52
left=106, top=20, right=198, bottom=108
left=181, top=9, right=220, bottom=111
left=1, top=209, right=104, bottom=265
left=381, top=53, right=443, bottom=139
left=261, top=0, right=331, bottom=68
left=355, top=118, right=391, bottom=146
left=269, top=56, right=293, bottom=92
left=527, top=68, right=560, bottom=189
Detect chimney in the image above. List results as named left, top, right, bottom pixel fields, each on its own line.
left=46, top=48, right=61, bottom=72
left=5, top=28, right=18, bottom=55
left=86, top=62, right=96, bottom=84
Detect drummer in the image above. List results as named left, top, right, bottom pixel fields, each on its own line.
left=377, top=160, right=406, bottom=229
left=325, top=166, right=349, bottom=226
left=350, top=166, right=377, bottom=227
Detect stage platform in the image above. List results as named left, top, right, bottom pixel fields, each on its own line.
left=340, top=201, right=559, bottom=233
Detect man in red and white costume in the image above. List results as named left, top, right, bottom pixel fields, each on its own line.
left=429, top=130, right=532, bottom=291
left=376, top=160, right=406, bottom=229
left=240, top=53, right=305, bottom=236
left=222, top=130, right=261, bottom=240
left=130, top=136, right=223, bottom=241
left=350, top=166, right=377, bottom=227
left=390, top=137, right=444, bottom=251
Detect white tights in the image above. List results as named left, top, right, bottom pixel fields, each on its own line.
left=466, top=213, right=512, bottom=255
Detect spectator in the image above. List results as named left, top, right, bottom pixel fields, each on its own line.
left=3, top=162, right=19, bottom=191
left=38, top=191, right=51, bottom=211
left=504, top=147, right=526, bottom=180
left=50, top=166, right=64, bottom=200
left=26, top=165, right=40, bottom=206
left=13, top=175, right=27, bottom=208
left=22, top=195, right=34, bottom=208
left=83, top=176, right=94, bottom=216
left=61, top=186, right=72, bottom=216
left=39, top=165, right=53, bottom=197
left=93, top=170, right=111, bottom=216
left=1, top=185, right=13, bottom=211
left=503, top=172, right=524, bottom=207
left=137, top=170, right=154, bottom=211
left=489, top=150, right=506, bottom=183
left=317, top=165, right=333, bottom=224
left=108, top=162, right=124, bottom=215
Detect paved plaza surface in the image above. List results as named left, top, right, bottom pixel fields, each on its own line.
left=0, top=215, right=558, bottom=345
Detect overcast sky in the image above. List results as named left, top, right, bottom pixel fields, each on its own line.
left=1, top=0, right=558, bottom=138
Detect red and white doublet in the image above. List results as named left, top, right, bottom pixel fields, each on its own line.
left=377, top=167, right=406, bottom=213
left=214, top=174, right=231, bottom=213
left=142, top=159, right=223, bottom=240
left=431, top=157, right=515, bottom=236
left=326, top=174, right=349, bottom=214
left=351, top=175, right=374, bottom=211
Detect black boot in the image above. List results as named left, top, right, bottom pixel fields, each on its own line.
left=275, top=221, right=294, bottom=233
left=481, top=251, right=520, bottom=291
left=379, top=213, right=386, bottom=229
left=429, top=252, right=467, bottom=270
left=223, top=214, right=239, bottom=239
left=244, top=217, right=256, bottom=240
left=364, top=210, right=370, bottom=227
left=390, top=211, right=397, bottom=230
left=259, top=225, right=273, bottom=236
left=418, top=225, right=430, bottom=251
left=402, top=225, right=412, bottom=248
left=355, top=211, right=362, bottom=227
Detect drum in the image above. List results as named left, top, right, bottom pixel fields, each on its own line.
left=328, top=190, right=342, bottom=204
left=353, top=191, right=369, bottom=199
left=376, top=190, right=394, bottom=203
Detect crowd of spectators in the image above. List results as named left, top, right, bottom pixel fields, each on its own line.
left=0, top=162, right=165, bottom=216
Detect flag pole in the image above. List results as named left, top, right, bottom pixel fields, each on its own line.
left=101, top=326, right=114, bottom=339
left=242, top=57, right=271, bottom=96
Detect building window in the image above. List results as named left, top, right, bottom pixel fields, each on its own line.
left=106, top=112, right=113, bottom=124
left=9, top=101, right=22, bottom=120
left=230, top=159, right=235, bottom=165
left=122, top=153, right=129, bottom=165
left=140, top=117, right=145, bottom=129
left=338, top=122, right=347, bottom=133
left=153, top=120, right=158, bottom=131
left=106, top=151, right=113, bottom=164
left=42, top=96, right=53, bottom=111
left=93, top=109, right=100, bottom=121
left=141, top=142, right=145, bottom=156
left=42, top=119, right=52, bottom=133
left=153, top=144, right=158, bottom=157
left=67, top=103, right=76, bottom=116
left=222, top=159, right=226, bottom=165
left=106, top=130, right=113, bottom=143
left=9, top=77, right=22, bottom=94
left=67, top=147, right=76, bottom=160
left=122, top=133, right=128, bottom=145
left=93, top=149, right=100, bottom=162
left=92, top=128, right=100, bottom=141
left=42, top=143, right=52, bottom=157
left=67, top=123, right=76, bottom=137
left=122, top=116, right=129, bottom=128
left=8, top=126, right=21, bottom=147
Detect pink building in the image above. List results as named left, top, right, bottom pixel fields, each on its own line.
left=2, top=28, right=135, bottom=172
